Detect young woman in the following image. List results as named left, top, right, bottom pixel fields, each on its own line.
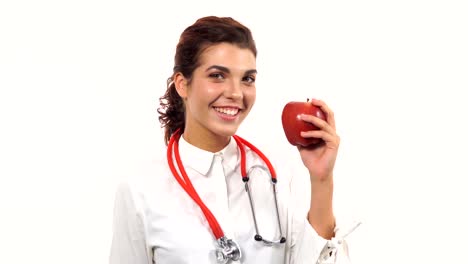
left=110, top=16, right=356, bottom=264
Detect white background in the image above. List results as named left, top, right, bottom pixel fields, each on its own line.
left=1, top=0, right=467, bottom=263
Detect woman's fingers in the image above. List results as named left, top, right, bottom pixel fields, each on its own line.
left=310, top=98, right=336, bottom=130
left=300, top=99, right=339, bottom=147
left=300, top=130, right=340, bottom=148
left=300, top=114, right=335, bottom=135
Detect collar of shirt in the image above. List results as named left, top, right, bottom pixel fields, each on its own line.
left=178, top=135, right=240, bottom=176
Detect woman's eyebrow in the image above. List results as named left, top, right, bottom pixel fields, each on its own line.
left=245, top=69, right=257, bottom=75
left=206, top=65, right=230, bottom=73
left=205, top=65, right=257, bottom=75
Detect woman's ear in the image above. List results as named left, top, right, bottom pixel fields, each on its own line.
left=174, top=72, right=188, bottom=99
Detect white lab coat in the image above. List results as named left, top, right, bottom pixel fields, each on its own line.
left=110, top=136, right=357, bottom=264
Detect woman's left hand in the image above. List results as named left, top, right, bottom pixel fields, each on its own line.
left=298, top=98, right=340, bottom=182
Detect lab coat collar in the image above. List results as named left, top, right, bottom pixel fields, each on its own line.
left=178, top=135, right=239, bottom=176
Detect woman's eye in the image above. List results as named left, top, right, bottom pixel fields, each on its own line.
left=243, top=76, right=256, bottom=84
left=209, top=73, right=224, bottom=79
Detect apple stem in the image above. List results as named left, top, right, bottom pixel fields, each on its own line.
left=307, top=98, right=310, bottom=102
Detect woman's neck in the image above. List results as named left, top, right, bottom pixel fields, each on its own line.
left=182, top=128, right=230, bottom=153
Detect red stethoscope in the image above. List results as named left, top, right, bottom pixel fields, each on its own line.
left=167, top=130, right=286, bottom=263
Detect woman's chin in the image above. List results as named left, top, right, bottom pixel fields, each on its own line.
left=211, top=125, right=239, bottom=138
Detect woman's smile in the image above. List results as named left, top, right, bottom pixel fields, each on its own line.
left=213, top=106, right=242, bottom=121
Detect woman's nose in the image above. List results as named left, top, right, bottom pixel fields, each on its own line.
left=225, top=81, right=243, bottom=100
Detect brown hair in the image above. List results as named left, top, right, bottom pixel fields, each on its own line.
left=157, top=16, right=257, bottom=144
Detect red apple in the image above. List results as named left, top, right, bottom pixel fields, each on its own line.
left=281, top=99, right=326, bottom=147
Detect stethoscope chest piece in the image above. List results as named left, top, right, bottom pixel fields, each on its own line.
left=215, top=237, right=241, bottom=263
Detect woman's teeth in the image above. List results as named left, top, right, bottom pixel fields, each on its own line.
left=214, top=107, right=239, bottom=116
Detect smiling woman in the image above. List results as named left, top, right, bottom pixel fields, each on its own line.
left=158, top=16, right=258, bottom=150
left=109, top=16, right=356, bottom=264
left=172, top=42, right=257, bottom=152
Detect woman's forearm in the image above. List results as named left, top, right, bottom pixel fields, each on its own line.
left=308, top=174, right=335, bottom=239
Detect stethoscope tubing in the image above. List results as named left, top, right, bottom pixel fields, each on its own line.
left=167, top=130, right=285, bottom=244
left=232, top=135, right=277, bottom=181
left=167, top=131, right=224, bottom=238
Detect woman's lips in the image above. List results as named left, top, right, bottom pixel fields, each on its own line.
left=213, top=106, right=241, bottom=121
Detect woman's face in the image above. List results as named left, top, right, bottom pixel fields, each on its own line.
left=177, top=42, right=257, bottom=141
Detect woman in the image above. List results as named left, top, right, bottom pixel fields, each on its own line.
left=110, top=16, right=356, bottom=264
